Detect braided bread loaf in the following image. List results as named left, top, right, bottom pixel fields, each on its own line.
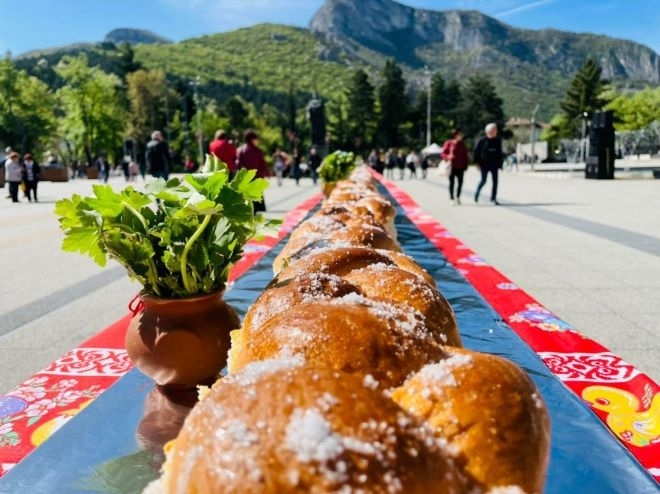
left=146, top=167, right=550, bottom=494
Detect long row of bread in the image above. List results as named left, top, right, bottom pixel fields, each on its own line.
left=146, top=166, right=550, bottom=493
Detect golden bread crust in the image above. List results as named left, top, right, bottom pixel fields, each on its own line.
left=391, top=348, right=550, bottom=493
left=163, top=364, right=466, bottom=493
left=231, top=297, right=449, bottom=388
left=342, top=264, right=461, bottom=347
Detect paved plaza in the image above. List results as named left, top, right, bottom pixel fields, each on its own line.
left=1, top=167, right=658, bottom=393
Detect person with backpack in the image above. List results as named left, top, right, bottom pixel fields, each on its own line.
left=145, top=130, right=171, bottom=180
left=473, top=123, right=504, bottom=205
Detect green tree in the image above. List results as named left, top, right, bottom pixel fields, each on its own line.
left=377, top=59, right=408, bottom=147
left=327, top=93, right=351, bottom=151
left=220, top=96, right=250, bottom=131
left=410, top=73, right=462, bottom=146
left=55, top=54, right=127, bottom=164
left=346, top=69, right=376, bottom=152
left=606, top=87, right=660, bottom=131
left=116, top=42, right=142, bottom=81
left=126, top=69, right=178, bottom=147
left=455, top=75, right=504, bottom=139
left=560, top=58, right=609, bottom=135
left=0, top=56, right=56, bottom=154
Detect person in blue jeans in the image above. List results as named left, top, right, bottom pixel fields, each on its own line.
left=473, top=123, right=504, bottom=205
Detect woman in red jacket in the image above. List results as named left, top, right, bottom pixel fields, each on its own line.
left=441, top=128, right=469, bottom=205
left=237, top=129, right=270, bottom=212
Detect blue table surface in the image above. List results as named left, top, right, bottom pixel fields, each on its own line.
left=1, top=186, right=657, bottom=494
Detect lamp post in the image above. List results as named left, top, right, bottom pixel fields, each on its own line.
left=580, top=111, right=589, bottom=164
left=425, top=67, right=432, bottom=148
left=190, top=76, right=203, bottom=166
left=530, top=103, right=540, bottom=172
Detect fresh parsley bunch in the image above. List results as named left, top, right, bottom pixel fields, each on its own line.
left=317, top=150, right=356, bottom=183
left=55, top=155, right=281, bottom=298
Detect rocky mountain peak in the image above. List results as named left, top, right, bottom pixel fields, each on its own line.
left=310, top=0, right=660, bottom=82
left=104, top=28, right=171, bottom=46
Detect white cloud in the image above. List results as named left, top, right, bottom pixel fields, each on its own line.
left=495, top=0, right=559, bottom=18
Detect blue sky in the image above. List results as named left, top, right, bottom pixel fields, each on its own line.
left=0, top=0, right=658, bottom=55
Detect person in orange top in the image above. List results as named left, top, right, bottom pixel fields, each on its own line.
left=209, top=130, right=237, bottom=173
left=441, top=128, right=469, bottom=206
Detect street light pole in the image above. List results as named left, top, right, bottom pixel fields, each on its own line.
left=190, top=76, right=204, bottom=167
left=530, top=103, right=540, bottom=172
left=580, top=112, right=588, bottom=163
left=425, top=67, right=432, bottom=147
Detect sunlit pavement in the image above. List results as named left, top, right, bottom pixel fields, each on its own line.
left=1, top=168, right=658, bottom=393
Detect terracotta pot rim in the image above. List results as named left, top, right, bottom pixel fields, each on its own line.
left=139, top=287, right=226, bottom=305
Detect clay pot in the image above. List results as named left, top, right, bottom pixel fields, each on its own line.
left=322, top=181, right=336, bottom=197
left=126, top=290, right=239, bottom=392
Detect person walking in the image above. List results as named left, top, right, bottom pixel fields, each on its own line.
left=146, top=130, right=172, bottom=180
left=473, top=123, right=504, bottom=205
left=22, top=153, right=41, bottom=202
left=272, top=147, right=288, bottom=186
left=96, top=153, right=110, bottom=183
left=308, top=146, right=322, bottom=185
left=291, top=149, right=302, bottom=186
left=406, top=150, right=419, bottom=179
left=237, top=129, right=270, bottom=212
left=441, top=129, right=469, bottom=205
left=4, top=152, right=23, bottom=203
left=209, top=129, right=237, bottom=174
left=396, top=149, right=406, bottom=180
left=420, top=153, right=430, bottom=179
left=384, top=149, right=396, bottom=180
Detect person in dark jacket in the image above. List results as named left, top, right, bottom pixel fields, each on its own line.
left=307, top=146, right=322, bottom=185
left=237, top=129, right=269, bottom=212
left=473, top=123, right=504, bottom=205
left=22, top=153, right=41, bottom=202
left=145, top=130, right=171, bottom=180
left=441, top=129, right=469, bottom=205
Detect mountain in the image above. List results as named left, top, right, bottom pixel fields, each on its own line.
left=12, top=0, right=660, bottom=121
left=309, top=0, right=659, bottom=119
left=310, top=0, right=659, bottom=82
left=104, top=28, right=171, bottom=46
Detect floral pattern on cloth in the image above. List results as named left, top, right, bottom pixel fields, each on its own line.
left=509, top=304, right=576, bottom=332
left=0, top=377, right=102, bottom=449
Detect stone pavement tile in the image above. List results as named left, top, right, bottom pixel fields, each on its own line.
left=618, top=349, right=660, bottom=382
left=583, top=287, right=659, bottom=315
left=622, top=313, right=660, bottom=337
left=555, top=268, right=630, bottom=289
left=563, top=311, right=656, bottom=350
left=617, top=269, right=660, bottom=288
left=0, top=348, right=54, bottom=395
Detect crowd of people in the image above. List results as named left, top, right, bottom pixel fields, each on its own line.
left=3, top=122, right=504, bottom=208
left=3, top=148, right=42, bottom=203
